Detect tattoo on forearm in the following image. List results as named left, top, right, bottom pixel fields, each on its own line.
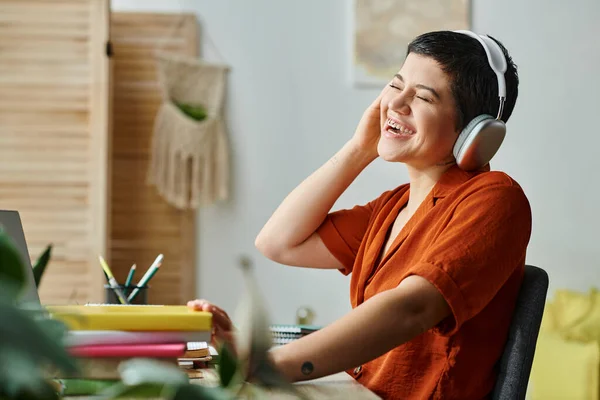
left=330, top=155, right=339, bottom=166
left=301, top=361, right=314, bottom=375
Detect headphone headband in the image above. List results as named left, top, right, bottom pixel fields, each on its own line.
left=454, top=30, right=507, bottom=120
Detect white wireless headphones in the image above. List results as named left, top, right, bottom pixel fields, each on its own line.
left=452, top=30, right=508, bottom=171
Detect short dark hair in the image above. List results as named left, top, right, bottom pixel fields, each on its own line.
left=407, top=31, right=519, bottom=132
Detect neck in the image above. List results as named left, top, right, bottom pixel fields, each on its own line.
left=405, top=163, right=455, bottom=213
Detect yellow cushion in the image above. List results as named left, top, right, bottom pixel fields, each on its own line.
left=553, top=289, right=600, bottom=343
left=529, top=331, right=599, bottom=400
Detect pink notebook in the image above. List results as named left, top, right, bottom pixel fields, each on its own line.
left=69, top=342, right=186, bottom=358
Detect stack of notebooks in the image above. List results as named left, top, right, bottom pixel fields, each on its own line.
left=269, top=324, right=320, bottom=346
left=45, top=304, right=213, bottom=391
left=176, top=341, right=215, bottom=379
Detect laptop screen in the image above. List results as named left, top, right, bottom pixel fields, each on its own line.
left=0, top=210, right=42, bottom=305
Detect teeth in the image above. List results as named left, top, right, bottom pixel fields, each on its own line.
left=387, top=119, right=415, bottom=135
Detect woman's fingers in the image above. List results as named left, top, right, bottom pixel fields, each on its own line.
left=208, top=305, right=233, bottom=331
left=187, top=299, right=237, bottom=354
left=186, top=299, right=206, bottom=310
left=187, top=299, right=233, bottom=331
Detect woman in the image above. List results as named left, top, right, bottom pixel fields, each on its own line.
left=189, top=30, right=531, bottom=399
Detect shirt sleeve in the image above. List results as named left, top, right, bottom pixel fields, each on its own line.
left=316, top=198, right=379, bottom=275
left=405, top=183, right=532, bottom=336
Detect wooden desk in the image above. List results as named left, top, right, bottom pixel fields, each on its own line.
left=194, top=369, right=381, bottom=399
left=280, top=372, right=381, bottom=399
left=66, top=371, right=380, bottom=399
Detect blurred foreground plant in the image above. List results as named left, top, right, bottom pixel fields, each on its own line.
left=32, top=244, right=52, bottom=288
left=0, top=229, right=77, bottom=400
left=101, top=256, right=305, bottom=399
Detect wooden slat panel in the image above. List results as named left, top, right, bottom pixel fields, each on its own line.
left=110, top=12, right=198, bottom=305
left=0, top=0, right=110, bottom=304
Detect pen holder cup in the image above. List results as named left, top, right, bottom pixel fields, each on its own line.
left=104, top=285, right=149, bottom=305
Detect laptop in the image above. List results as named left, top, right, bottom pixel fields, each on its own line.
left=0, top=210, right=42, bottom=306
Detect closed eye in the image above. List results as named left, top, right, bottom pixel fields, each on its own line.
left=390, top=84, right=431, bottom=103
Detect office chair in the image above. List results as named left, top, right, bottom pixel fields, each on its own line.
left=492, top=264, right=549, bottom=400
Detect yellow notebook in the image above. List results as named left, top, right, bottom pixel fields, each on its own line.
left=46, top=305, right=212, bottom=332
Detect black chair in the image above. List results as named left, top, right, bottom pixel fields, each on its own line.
left=492, top=264, right=549, bottom=400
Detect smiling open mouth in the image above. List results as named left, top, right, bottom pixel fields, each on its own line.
left=386, top=118, right=415, bottom=135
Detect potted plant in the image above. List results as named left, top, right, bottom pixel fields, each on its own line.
left=0, top=230, right=77, bottom=400
left=0, top=228, right=298, bottom=399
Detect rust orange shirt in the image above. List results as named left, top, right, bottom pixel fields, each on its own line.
left=317, top=165, right=532, bottom=400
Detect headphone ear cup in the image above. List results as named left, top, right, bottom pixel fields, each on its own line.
left=454, top=114, right=494, bottom=158
left=453, top=114, right=506, bottom=171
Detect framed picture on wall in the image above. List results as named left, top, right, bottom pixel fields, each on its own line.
left=350, top=0, right=471, bottom=87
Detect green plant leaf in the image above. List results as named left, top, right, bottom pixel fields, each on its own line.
left=0, top=229, right=27, bottom=298
left=174, top=101, right=208, bottom=121
left=234, top=257, right=306, bottom=399
left=117, top=358, right=189, bottom=387
left=56, top=378, right=117, bottom=396
left=235, top=257, right=273, bottom=366
left=249, top=359, right=306, bottom=399
left=0, top=346, right=60, bottom=400
left=32, top=244, right=52, bottom=287
left=218, top=343, right=238, bottom=388
left=34, top=317, right=70, bottom=345
left=96, top=382, right=173, bottom=399
left=99, top=381, right=233, bottom=400
left=173, top=384, right=233, bottom=400
left=0, top=280, right=22, bottom=306
left=0, top=304, right=78, bottom=375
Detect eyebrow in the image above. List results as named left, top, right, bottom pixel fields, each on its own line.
left=394, top=74, right=441, bottom=100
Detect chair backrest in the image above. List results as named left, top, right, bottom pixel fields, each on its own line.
left=492, top=264, right=549, bottom=400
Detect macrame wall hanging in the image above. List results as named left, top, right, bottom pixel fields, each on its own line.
left=147, top=19, right=230, bottom=210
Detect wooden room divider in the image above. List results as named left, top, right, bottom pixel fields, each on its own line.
left=109, top=12, right=198, bottom=305
left=0, top=0, right=111, bottom=304
left=0, top=3, right=199, bottom=305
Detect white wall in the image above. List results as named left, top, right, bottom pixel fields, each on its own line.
left=472, top=0, right=600, bottom=296
left=111, top=0, right=600, bottom=326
